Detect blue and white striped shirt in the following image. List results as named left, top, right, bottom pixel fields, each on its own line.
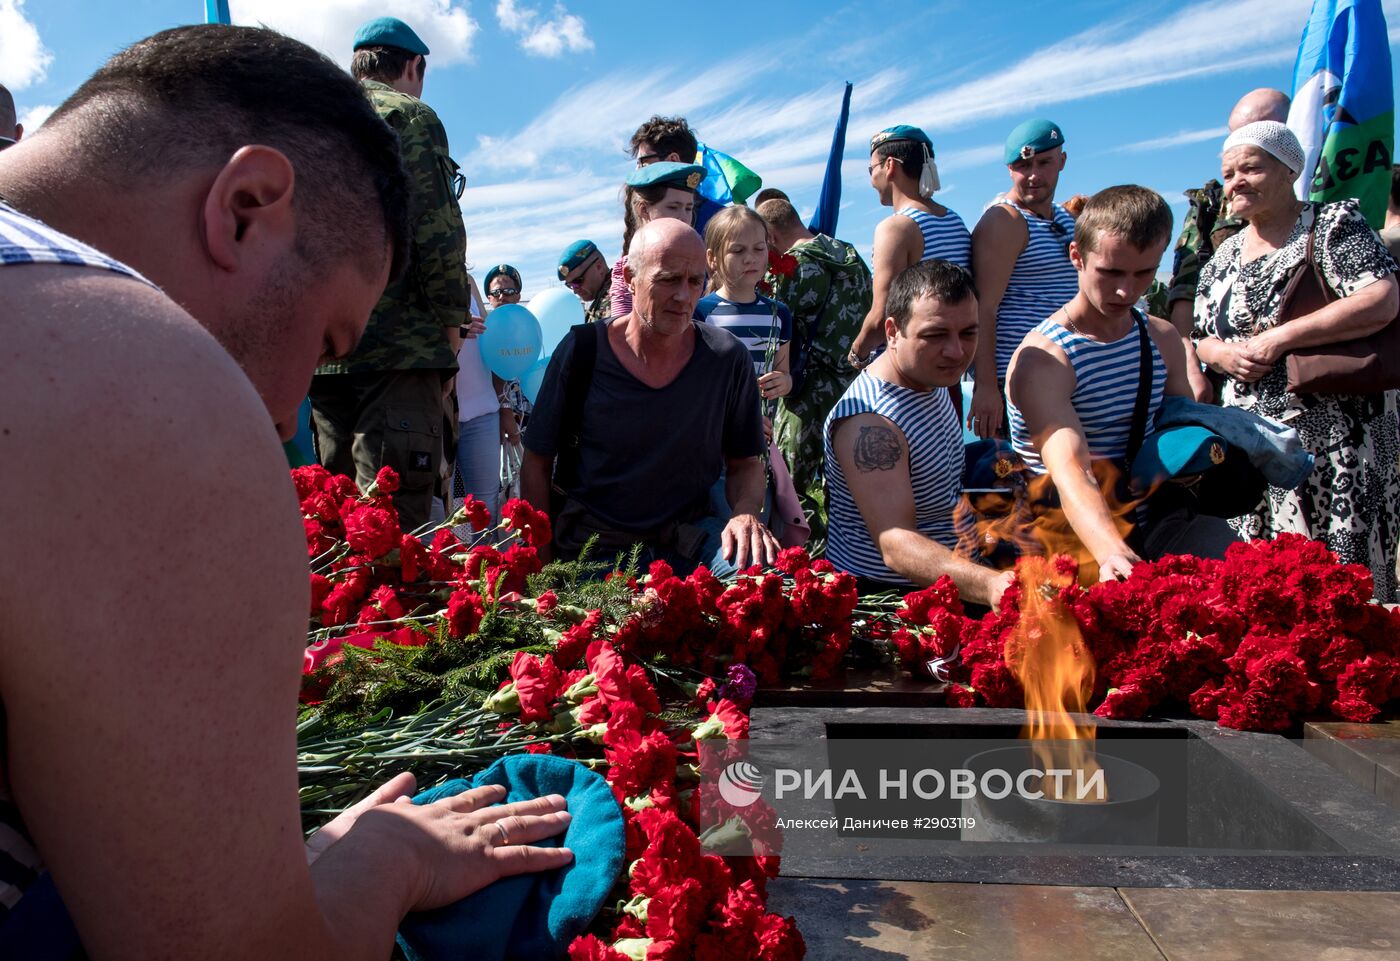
left=824, top=370, right=964, bottom=586
left=896, top=206, right=972, bottom=268
left=0, top=201, right=154, bottom=286
left=1006, top=311, right=1166, bottom=475
left=993, top=200, right=1078, bottom=380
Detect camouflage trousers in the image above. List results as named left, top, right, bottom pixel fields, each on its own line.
left=775, top=369, right=851, bottom=543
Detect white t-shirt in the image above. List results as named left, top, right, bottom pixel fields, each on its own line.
left=455, top=286, right=497, bottom=422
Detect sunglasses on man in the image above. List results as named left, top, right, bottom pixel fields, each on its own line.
left=489, top=287, right=520, bottom=298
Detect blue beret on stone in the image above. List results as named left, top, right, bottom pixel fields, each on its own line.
left=484, top=264, right=522, bottom=291
left=557, top=240, right=600, bottom=280
left=1004, top=119, right=1065, bottom=164
left=625, top=161, right=706, bottom=191
left=1131, top=425, right=1228, bottom=492
left=871, top=124, right=934, bottom=156
left=353, top=17, right=430, bottom=55
left=398, top=754, right=627, bottom=961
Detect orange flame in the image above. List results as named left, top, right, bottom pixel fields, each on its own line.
left=1004, top=555, right=1104, bottom=802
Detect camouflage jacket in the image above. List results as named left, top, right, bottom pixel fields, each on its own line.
left=584, top=286, right=611, bottom=324
left=768, top=234, right=873, bottom=397
left=317, top=80, right=467, bottom=375
left=1167, top=179, right=1244, bottom=307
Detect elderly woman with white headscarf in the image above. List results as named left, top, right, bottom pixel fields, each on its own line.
left=1192, top=120, right=1400, bottom=600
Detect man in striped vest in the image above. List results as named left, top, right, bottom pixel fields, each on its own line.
left=1005, top=186, right=1193, bottom=582
left=848, top=125, right=972, bottom=370
left=825, top=260, right=1014, bottom=610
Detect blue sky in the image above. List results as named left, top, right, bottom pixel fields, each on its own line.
left=4, top=0, right=1400, bottom=299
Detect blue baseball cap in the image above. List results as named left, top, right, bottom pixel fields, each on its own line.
left=353, top=17, right=430, bottom=56
left=625, top=161, right=706, bottom=191
left=1131, top=425, right=1227, bottom=493
left=1004, top=119, right=1065, bottom=164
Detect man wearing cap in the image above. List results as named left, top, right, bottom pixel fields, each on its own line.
left=308, top=16, right=468, bottom=531
left=849, top=125, right=971, bottom=368
left=1166, top=88, right=1291, bottom=403
left=558, top=240, right=611, bottom=323
left=483, top=264, right=527, bottom=448
left=0, top=83, right=22, bottom=150
left=967, top=119, right=1079, bottom=440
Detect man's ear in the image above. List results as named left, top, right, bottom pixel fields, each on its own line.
left=12, top=124, right=21, bottom=142
left=200, top=145, right=297, bottom=273
left=884, top=315, right=900, bottom=345
left=1068, top=240, right=1085, bottom=271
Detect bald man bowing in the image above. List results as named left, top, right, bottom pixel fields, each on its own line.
left=522, top=219, right=779, bottom=575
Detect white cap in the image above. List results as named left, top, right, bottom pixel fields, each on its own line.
left=1222, top=120, right=1305, bottom=176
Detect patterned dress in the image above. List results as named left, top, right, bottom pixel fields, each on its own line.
left=1193, top=200, right=1399, bottom=601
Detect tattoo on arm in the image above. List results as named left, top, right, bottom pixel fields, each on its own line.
left=853, top=426, right=902, bottom=472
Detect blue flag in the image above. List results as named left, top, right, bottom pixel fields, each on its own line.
left=205, top=0, right=231, bottom=24
left=808, top=82, right=853, bottom=237
left=1287, top=0, right=1394, bottom=226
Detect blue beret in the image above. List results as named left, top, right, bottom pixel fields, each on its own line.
left=400, top=755, right=626, bottom=961
left=484, top=264, right=521, bottom=291
left=1131, top=426, right=1228, bottom=493
left=557, top=240, right=600, bottom=280
left=1004, top=119, right=1065, bottom=164
left=625, top=161, right=706, bottom=191
left=353, top=17, right=430, bottom=55
left=871, top=124, right=934, bottom=156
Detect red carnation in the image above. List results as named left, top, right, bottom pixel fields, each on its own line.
left=457, top=495, right=492, bottom=531
left=501, top=497, right=553, bottom=547
left=567, top=936, right=631, bottom=961
left=373, top=466, right=401, bottom=494
left=447, top=588, right=485, bottom=638
left=510, top=651, right=565, bottom=723
left=343, top=505, right=400, bottom=559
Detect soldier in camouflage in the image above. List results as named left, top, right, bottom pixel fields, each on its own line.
left=558, top=239, right=612, bottom=323
left=758, top=198, right=873, bottom=540
left=1166, top=88, right=1289, bottom=402
left=309, top=17, right=468, bottom=530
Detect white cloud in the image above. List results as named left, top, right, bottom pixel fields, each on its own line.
left=16, top=103, right=55, bottom=133
left=230, top=0, right=477, bottom=67
left=1112, top=126, right=1230, bottom=154
left=495, top=0, right=592, bottom=58
left=0, top=0, right=52, bottom=91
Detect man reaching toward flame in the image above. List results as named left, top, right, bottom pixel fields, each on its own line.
left=824, top=260, right=1015, bottom=610
left=1005, top=186, right=1195, bottom=582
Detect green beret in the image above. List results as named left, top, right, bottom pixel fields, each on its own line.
left=353, top=17, right=430, bottom=55
left=484, top=264, right=521, bottom=291
left=871, top=125, right=934, bottom=156
left=1004, top=119, right=1065, bottom=164
left=558, top=240, right=601, bottom=280
left=1131, top=426, right=1227, bottom=492
left=626, top=162, right=706, bottom=192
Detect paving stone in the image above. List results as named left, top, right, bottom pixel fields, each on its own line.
left=767, top=877, right=1165, bottom=961
left=1305, top=721, right=1400, bottom=808
left=1119, top=887, right=1400, bottom=961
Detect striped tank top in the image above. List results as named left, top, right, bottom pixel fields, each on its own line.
left=0, top=201, right=154, bottom=923
left=896, top=206, right=972, bottom=268
left=1006, top=310, right=1167, bottom=475
left=993, top=200, right=1078, bottom=380
left=824, top=370, right=964, bottom=586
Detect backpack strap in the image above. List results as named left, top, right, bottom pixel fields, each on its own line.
left=552, top=322, right=599, bottom=497
left=1126, top=309, right=1153, bottom=464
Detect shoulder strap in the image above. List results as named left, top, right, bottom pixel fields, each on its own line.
left=553, top=322, right=599, bottom=489
left=1126, top=310, right=1152, bottom=464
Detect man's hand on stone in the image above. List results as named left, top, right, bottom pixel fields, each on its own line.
left=722, top=513, right=779, bottom=570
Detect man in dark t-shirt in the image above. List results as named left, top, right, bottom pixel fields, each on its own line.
left=522, top=219, right=778, bottom=575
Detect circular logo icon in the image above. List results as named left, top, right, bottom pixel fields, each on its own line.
left=717, top=761, right=766, bottom=808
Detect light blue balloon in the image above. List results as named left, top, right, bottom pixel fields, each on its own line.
left=529, top=286, right=586, bottom=359
left=479, top=303, right=542, bottom=380
left=519, top=357, right=551, bottom=404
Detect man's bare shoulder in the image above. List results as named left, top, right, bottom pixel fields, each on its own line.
left=972, top=202, right=1027, bottom=241
left=874, top=212, right=924, bottom=249
left=1007, top=330, right=1073, bottom=405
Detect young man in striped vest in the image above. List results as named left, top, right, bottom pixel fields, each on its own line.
left=825, top=260, right=1014, bottom=610
left=1005, top=186, right=1194, bottom=583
